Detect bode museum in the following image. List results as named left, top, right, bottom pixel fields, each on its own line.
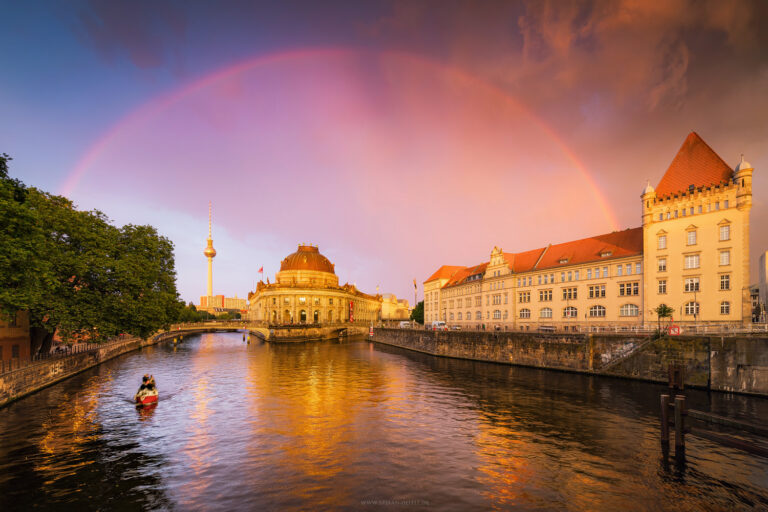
left=247, top=244, right=381, bottom=325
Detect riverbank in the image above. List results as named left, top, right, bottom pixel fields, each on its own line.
left=372, top=328, right=768, bottom=396
left=0, top=329, right=206, bottom=408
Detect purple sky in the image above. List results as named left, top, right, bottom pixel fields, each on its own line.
left=2, top=1, right=767, bottom=304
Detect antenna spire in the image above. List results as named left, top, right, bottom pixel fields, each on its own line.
left=208, top=201, right=212, bottom=238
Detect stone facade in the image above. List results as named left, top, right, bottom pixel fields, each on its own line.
left=425, top=133, right=757, bottom=330
left=247, top=244, right=381, bottom=325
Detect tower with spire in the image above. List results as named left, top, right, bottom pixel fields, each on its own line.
left=204, top=201, right=217, bottom=298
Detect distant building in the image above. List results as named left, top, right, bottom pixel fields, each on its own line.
left=381, top=294, right=411, bottom=321
left=425, top=132, right=758, bottom=330
left=0, top=311, right=31, bottom=364
left=247, top=244, right=381, bottom=324
left=759, top=251, right=768, bottom=311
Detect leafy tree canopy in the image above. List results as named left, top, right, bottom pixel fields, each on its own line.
left=410, top=300, right=424, bottom=324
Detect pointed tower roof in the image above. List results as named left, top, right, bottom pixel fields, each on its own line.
left=655, top=132, right=733, bottom=196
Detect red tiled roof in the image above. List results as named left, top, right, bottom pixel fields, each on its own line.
left=533, top=227, right=643, bottom=271
left=444, top=262, right=488, bottom=288
left=424, top=265, right=465, bottom=284
left=504, top=247, right=547, bottom=273
left=655, top=132, right=733, bottom=196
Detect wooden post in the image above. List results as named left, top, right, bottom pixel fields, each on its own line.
left=674, top=395, right=686, bottom=451
left=660, top=394, right=670, bottom=445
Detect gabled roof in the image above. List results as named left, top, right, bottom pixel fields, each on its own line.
left=424, top=265, right=465, bottom=284
left=503, top=247, right=547, bottom=273
left=534, top=227, right=643, bottom=271
left=444, top=262, right=488, bottom=288
left=655, top=132, right=733, bottom=196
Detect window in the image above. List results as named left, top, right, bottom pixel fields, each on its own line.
left=724, top=200, right=729, bottom=208
left=466, top=298, right=472, bottom=307
left=716, top=201, right=720, bottom=210
left=540, top=307, right=553, bottom=319
left=528, top=277, right=532, bottom=286
left=687, top=230, right=697, bottom=245
left=475, top=296, right=481, bottom=307
left=588, top=285, right=606, bottom=298
left=284, top=297, right=290, bottom=305
left=517, top=278, right=521, bottom=287
left=299, top=297, right=306, bottom=304
left=518, top=291, right=530, bottom=303
left=684, top=254, right=700, bottom=269
left=685, top=302, right=699, bottom=316
left=476, top=311, right=482, bottom=320
left=449, top=313, right=454, bottom=321
left=626, top=264, right=632, bottom=275
left=539, top=289, right=552, bottom=301
left=563, top=306, right=578, bottom=318
left=561, top=272, right=565, bottom=282
left=720, top=251, right=730, bottom=266
left=698, top=205, right=703, bottom=214
left=458, top=312, right=462, bottom=321
left=720, top=274, right=730, bottom=291
left=486, top=311, right=489, bottom=319
left=568, top=271, right=573, bottom=281
left=272, top=298, right=277, bottom=305
left=602, top=267, right=608, bottom=278
left=562, top=287, right=577, bottom=300
left=538, top=275, right=542, bottom=285
left=658, top=258, right=667, bottom=272
left=12, top=345, right=19, bottom=358
left=659, top=213, right=663, bottom=221
left=504, top=310, right=508, bottom=319
left=720, top=225, right=730, bottom=241
left=620, top=304, right=639, bottom=317
left=619, top=282, right=639, bottom=296
left=504, top=293, right=508, bottom=304
left=658, top=280, right=667, bottom=294
left=574, top=271, right=580, bottom=280
left=587, top=269, right=592, bottom=279
left=589, top=305, right=606, bottom=318
left=684, top=277, right=700, bottom=292
left=314, top=297, right=320, bottom=305
left=721, top=301, right=731, bottom=315
left=519, top=308, right=531, bottom=319
left=493, top=310, right=501, bottom=319
left=617, top=265, right=623, bottom=277
left=658, top=235, right=667, bottom=250
left=329, top=298, right=334, bottom=305
left=466, top=311, right=471, bottom=320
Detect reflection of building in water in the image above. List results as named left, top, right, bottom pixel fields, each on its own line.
left=425, top=133, right=758, bottom=329
left=247, top=244, right=381, bottom=324
left=380, top=294, right=411, bottom=321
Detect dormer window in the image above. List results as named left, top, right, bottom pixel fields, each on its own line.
left=559, top=258, right=568, bottom=264
left=600, top=251, right=612, bottom=258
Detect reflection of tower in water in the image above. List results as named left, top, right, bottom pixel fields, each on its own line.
left=203, top=202, right=217, bottom=298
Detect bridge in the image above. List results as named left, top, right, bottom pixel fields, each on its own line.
left=168, top=321, right=370, bottom=342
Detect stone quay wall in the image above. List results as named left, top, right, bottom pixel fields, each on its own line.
left=372, top=328, right=768, bottom=396
left=0, top=330, right=192, bottom=408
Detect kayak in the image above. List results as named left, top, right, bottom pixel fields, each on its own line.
left=135, top=389, right=159, bottom=406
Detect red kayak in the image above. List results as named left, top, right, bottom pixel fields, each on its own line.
left=135, top=389, right=159, bottom=406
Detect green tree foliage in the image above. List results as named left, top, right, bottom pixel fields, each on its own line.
left=655, top=303, right=675, bottom=332
left=0, top=155, right=182, bottom=349
left=410, top=300, right=424, bottom=324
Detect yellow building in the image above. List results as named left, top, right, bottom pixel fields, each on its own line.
left=247, top=244, right=381, bottom=325
left=425, top=132, right=755, bottom=331
left=381, top=294, right=411, bottom=321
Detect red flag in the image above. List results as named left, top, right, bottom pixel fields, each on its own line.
left=258, top=266, right=263, bottom=273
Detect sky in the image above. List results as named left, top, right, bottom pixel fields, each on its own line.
left=2, top=0, right=767, bottom=305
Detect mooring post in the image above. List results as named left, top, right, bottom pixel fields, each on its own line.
left=660, top=394, right=670, bottom=446
left=674, top=395, right=686, bottom=452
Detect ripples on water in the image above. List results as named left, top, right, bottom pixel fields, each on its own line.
left=0, top=333, right=766, bottom=510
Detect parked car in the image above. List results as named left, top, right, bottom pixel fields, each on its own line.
left=399, top=321, right=412, bottom=329
left=450, top=325, right=461, bottom=331
left=431, top=321, right=447, bottom=331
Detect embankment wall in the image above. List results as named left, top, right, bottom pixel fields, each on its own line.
left=372, top=329, right=768, bottom=396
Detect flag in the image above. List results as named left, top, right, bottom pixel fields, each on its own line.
left=413, top=279, right=417, bottom=290
left=258, top=266, right=263, bottom=273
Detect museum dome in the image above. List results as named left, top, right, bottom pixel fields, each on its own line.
left=280, top=245, right=335, bottom=274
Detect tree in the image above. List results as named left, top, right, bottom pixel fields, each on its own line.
left=410, top=300, right=424, bottom=324
left=655, top=303, right=674, bottom=332
left=0, top=156, right=183, bottom=351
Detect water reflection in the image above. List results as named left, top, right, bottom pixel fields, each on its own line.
left=0, top=333, right=765, bottom=510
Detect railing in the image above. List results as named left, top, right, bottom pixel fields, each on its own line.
left=0, top=333, right=141, bottom=376
left=433, top=323, right=768, bottom=335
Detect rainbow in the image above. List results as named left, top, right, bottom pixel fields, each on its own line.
left=60, top=47, right=620, bottom=231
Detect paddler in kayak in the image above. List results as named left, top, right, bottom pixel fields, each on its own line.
left=134, top=374, right=159, bottom=405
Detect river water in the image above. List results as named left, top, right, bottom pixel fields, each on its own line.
left=0, top=332, right=766, bottom=511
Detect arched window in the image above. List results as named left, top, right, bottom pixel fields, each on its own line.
left=458, top=312, right=462, bottom=321
left=685, top=302, right=699, bottom=316
left=300, top=309, right=307, bottom=323
left=313, top=310, right=319, bottom=323
left=540, top=307, right=553, bottom=319
left=563, top=306, right=578, bottom=318
left=493, top=310, right=501, bottom=319
left=620, top=304, right=639, bottom=317
left=475, top=311, right=481, bottom=320
left=720, top=301, right=730, bottom=315
left=519, top=308, right=531, bottom=319
left=449, top=313, right=454, bottom=320
left=503, top=310, right=508, bottom=319
left=589, top=305, right=606, bottom=318
left=466, top=311, right=471, bottom=321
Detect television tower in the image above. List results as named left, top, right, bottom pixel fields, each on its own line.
left=203, top=202, right=217, bottom=297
